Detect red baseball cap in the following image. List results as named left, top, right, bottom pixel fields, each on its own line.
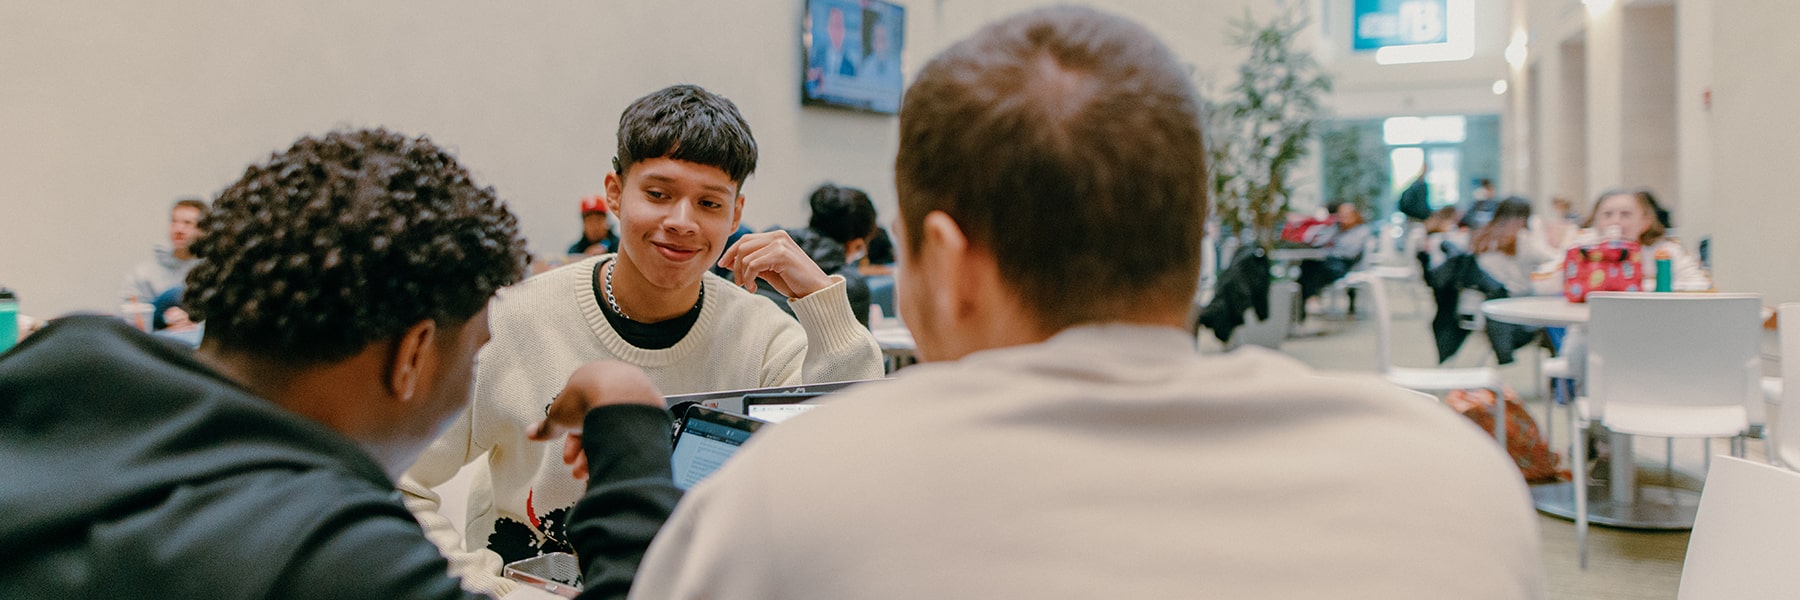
left=580, top=195, right=608, bottom=215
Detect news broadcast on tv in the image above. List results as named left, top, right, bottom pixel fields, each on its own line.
left=803, top=0, right=905, bottom=114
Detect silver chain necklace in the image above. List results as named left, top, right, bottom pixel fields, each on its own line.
left=604, top=261, right=700, bottom=322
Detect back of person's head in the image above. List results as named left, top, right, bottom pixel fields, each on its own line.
left=895, top=6, right=1204, bottom=330
left=1472, top=196, right=1533, bottom=255
left=185, top=128, right=528, bottom=363
left=1424, top=206, right=1460, bottom=232
left=612, top=84, right=758, bottom=190
left=807, top=183, right=878, bottom=245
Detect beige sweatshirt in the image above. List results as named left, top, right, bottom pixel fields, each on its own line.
left=399, top=254, right=882, bottom=595
left=632, top=324, right=1548, bottom=599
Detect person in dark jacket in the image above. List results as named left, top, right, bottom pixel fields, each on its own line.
left=0, top=129, right=679, bottom=600
left=757, top=183, right=880, bottom=326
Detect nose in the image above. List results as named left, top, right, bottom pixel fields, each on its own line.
left=664, top=201, right=699, bottom=236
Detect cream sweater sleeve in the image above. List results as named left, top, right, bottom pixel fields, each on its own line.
left=398, top=362, right=516, bottom=596
left=782, top=275, right=884, bottom=385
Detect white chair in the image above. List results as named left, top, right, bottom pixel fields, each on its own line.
left=1676, top=456, right=1800, bottom=599
left=1348, top=271, right=1508, bottom=446
left=1775, top=303, right=1800, bottom=468
left=1572, top=292, right=1763, bottom=568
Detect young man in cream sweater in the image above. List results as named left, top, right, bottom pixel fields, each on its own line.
left=541, top=7, right=1548, bottom=599
left=400, top=84, right=883, bottom=595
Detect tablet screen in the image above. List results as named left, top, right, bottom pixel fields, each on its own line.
left=671, top=406, right=763, bottom=490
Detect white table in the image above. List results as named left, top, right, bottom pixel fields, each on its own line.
left=1482, top=296, right=1698, bottom=529
left=871, top=324, right=917, bottom=373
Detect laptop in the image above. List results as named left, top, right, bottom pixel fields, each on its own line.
left=664, top=379, right=873, bottom=489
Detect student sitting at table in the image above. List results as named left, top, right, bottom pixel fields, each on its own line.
left=1296, top=200, right=1372, bottom=315
left=0, top=128, right=679, bottom=598
left=1473, top=197, right=1560, bottom=297
left=1544, top=188, right=1711, bottom=292
left=756, top=183, right=880, bottom=327
left=1419, top=205, right=1468, bottom=270
left=399, top=84, right=882, bottom=596
left=547, top=8, right=1548, bottom=597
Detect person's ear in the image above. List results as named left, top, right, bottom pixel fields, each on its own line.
left=731, top=194, right=746, bottom=231
left=388, top=319, right=437, bottom=403
left=604, top=172, right=624, bottom=214
left=919, top=211, right=975, bottom=317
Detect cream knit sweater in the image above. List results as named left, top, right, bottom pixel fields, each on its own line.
left=631, top=325, right=1548, bottom=599
left=399, top=254, right=882, bottom=595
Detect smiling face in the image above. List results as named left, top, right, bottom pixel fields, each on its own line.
left=605, top=158, right=744, bottom=292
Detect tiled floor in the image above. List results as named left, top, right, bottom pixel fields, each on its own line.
left=1207, top=280, right=1772, bottom=600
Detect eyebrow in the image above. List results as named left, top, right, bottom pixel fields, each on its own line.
left=641, top=174, right=735, bottom=197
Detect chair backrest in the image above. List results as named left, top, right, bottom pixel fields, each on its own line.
left=1677, top=456, right=1800, bottom=599
left=1347, top=271, right=1393, bottom=374
left=1778, top=303, right=1800, bottom=468
left=1586, top=293, right=1762, bottom=415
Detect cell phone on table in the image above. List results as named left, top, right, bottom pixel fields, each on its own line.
left=670, top=405, right=765, bottom=490
left=503, top=552, right=581, bottom=598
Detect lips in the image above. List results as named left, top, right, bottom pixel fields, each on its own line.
left=651, top=241, right=702, bottom=262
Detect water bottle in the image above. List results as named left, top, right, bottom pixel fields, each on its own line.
left=0, top=288, right=18, bottom=352
left=1654, top=248, right=1673, bottom=292
left=121, top=295, right=155, bottom=333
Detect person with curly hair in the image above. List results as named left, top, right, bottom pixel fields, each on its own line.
left=399, top=84, right=882, bottom=595
left=0, top=128, right=684, bottom=598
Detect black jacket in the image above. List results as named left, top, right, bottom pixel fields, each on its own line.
left=0, top=316, right=678, bottom=599
left=1421, top=250, right=1535, bottom=365
left=756, top=227, right=872, bottom=327
left=1196, top=246, right=1272, bottom=343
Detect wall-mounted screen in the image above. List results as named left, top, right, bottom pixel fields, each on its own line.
left=1353, top=0, right=1449, bottom=51
left=802, top=0, right=905, bottom=114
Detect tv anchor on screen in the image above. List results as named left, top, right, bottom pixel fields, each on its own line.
left=804, top=0, right=904, bottom=114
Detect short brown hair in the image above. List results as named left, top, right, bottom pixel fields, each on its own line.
left=172, top=197, right=208, bottom=218
left=894, top=6, right=1206, bottom=329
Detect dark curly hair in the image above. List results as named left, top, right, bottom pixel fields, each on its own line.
left=185, top=128, right=528, bottom=362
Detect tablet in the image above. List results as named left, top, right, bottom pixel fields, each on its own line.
left=670, top=405, right=765, bottom=490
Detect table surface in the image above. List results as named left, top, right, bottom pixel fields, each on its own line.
left=1480, top=296, right=1590, bottom=327
left=1484, top=295, right=1773, bottom=328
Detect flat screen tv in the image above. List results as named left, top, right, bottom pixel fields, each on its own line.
left=802, top=0, right=905, bottom=114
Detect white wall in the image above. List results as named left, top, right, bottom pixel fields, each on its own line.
left=0, top=0, right=1282, bottom=318
left=1709, top=1, right=1800, bottom=303
left=1618, top=4, right=1676, bottom=209
left=1674, top=0, right=1713, bottom=247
